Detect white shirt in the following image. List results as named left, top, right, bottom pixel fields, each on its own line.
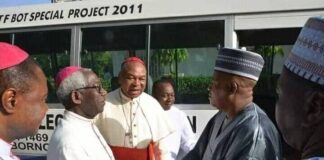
left=0, top=139, right=19, bottom=160
left=47, top=110, right=114, bottom=160
left=165, top=107, right=196, bottom=160
left=95, top=88, right=175, bottom=160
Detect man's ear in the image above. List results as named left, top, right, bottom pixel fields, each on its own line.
left=302, top=91, right=324, bottom=127
left=1, top=88, right=18, bottom=114
left=228, top=81, right=238, bottom=94
left=71, top=90, right=82, bottom=105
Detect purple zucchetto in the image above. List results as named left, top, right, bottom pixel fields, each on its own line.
left=55, top=66, right=82, bottom=87
left=214, top=48, right=264, bottom=81
left=0, top=42, right=29, bottom=70
left=284, top=16, right=324, bottom=85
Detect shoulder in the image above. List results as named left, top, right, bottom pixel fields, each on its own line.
left=249, top=104, right=278, bottom=133
left=166, top=107, right=188, bottom=123
left=102, top=89, right=122, bottom=112
left=48, top=130, right=81, bottom=156
left=48, top=120, right=87, bottom=157
left=227, top=105, right=281, bottom=158
left=171, top=106, right=181, bottom=112
left=108, top=88, right=119, bottom=96
left=140, top=92, right=160, bottom=102
left=106, top=89, right=120, bottom=102
left=171, top=107, right=188, bottom=118
left=236, top=104, right=269, bottom=128
left=139, top=92, right=163, bottom=109
left=50, top=121, right=78, bottom=144
left=47, top=138, right=86, bottom=159
left=231, top=104, right=279, bottom=138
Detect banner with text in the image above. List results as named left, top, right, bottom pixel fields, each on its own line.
left=0, top=0, right=322, bottom=29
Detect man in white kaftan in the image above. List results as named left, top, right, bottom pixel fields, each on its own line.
left=47, top=66, right=114, bottom=160
left=152, top=78, right=196, bottom=160
left=95, top=57, right=174, bottom=160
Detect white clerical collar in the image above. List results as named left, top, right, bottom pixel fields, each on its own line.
left=64, top=110, right=93, bottom=124
left=119, top=88, right=141, bottom=103
left=0, top=138, right=13, bottom=157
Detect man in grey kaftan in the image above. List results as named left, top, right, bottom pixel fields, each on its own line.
left=183, top=48, right=281, bottom=160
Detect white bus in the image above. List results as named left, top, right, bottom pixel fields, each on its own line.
left=1, top=0, right=323, bottom=158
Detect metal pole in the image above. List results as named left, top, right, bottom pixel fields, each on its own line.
left=145, top=25, right=151, bottom=94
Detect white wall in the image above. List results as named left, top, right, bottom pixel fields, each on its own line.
left=235, top=10, right=324, bottom=30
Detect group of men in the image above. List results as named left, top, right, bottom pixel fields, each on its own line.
left=0, top=16, right=323, bottom=160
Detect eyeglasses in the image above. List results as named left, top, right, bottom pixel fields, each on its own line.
left=75, top=84, right=104, bottom=93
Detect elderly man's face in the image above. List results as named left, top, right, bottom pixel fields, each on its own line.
left=275, top=68, right=306, bottom=150
left=78, top=71, right=107, bottom=119
left=209, top=71, right=229, bottom=110
left=119, top=62, right=146, bottom=99
left=15, top=66, right=48, bottom=137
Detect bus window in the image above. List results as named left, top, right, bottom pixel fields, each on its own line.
left=81, top=25, right=146, bottom=92
left=14, top=29, right=71, bottom=104
left=149, top=20, right=224, bottom=104
left=237, top=28, right=301, bottom=122
left=0, top=33, right=11, bottom=43
left=237, top=28, right=302, bottom=158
